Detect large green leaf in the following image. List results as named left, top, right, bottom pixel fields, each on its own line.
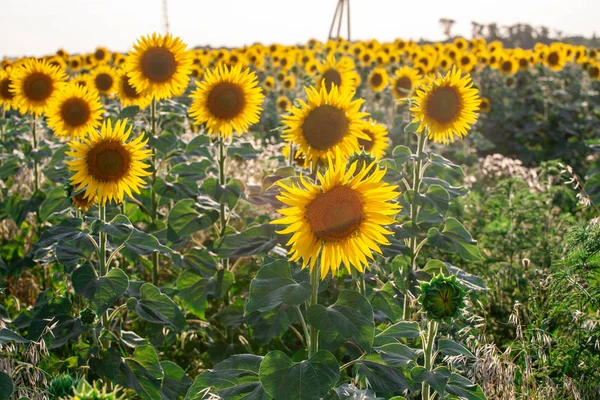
left=177, top=269, right=234, bottom=318
left=167, top=199, right=218, bottom=241
left=259, top=350, right=339, bottom=400
left=127, top=283, right=187, bottom=331
left=438, top=339, right=475, bottom=358
left=375, top=343, right=418, bottom=367
left=186, top=354, right=266, bottom=400
left=356, top=360, right=413, bottom=394
left=0, top=157, right=19, bottom=180
left=444, top=373, right=487, bottom=400
left=94, top=214, right=171, bottom=256
left=245, top=260, right=311, bottom=313
left=410, top=366, right=451, bottom=395
left=39, top=186, right=70, bottom=220
left=0, top=328, right=30, bottom=345
left=0, top=371, right=13, bottom=400
left=160, top=361, right=192, bottom=400
left=203, top=177, right=243, bottom=209
left=307, top=290, right=374, bottom=352
left=72, top=264, right=129, bottom=315
left=427, top=218, right=483, bottom=261
left=215, top=224, right=278, bottom=258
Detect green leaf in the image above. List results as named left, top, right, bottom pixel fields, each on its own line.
left=376, top=321, right=421, bottom=339
left=127, top=283, right=187, bottom=331
left=421, top=177, right=468, bottom=198
left=307, top=290, right=374, bottom=351
left=0, top=371, right=13, bottom=400
left=410, top=366, right=450, bottom=395
left=183, top=135, right=211, bottom=156
left=0, top=328, right=30, bottom=345
left=0, top=157, right=19, bottom=180
left=152, top=130, right=179, bottom=157
left=259, top=350, right=339, bottom=400
left=172, top=247, right=218, bottom=277
left=160, top=361, right=192, bottom=400
left=167, top=199, right=218, bottom=241
left=429, top=153, right=464, bottom=176
left=357, top=360, right=413, bottom=393
left=376, top=343, right=418, bottom=367
left=72, top=264, right=129, bottom=315
left=228, top=142, right=261, bottom=160
left=245, top=260, right=312, bottom=313
left=186, top=354, right=265, bottom=400
left=203, top=177, right=243, bottom=208
left=94, top=214, right=171, bottom=256
left=39, top=187, right=70, bottom=220
left=392, top=145, right=413, bottom=166
left=35, top=218, right=83, bottom=249
left=445, top=373, right=487, bottom=400
left=118, top=105, right=140, bottom=119
left=215, top=224, right=278, bottom=258
left=177, top=270, right=234, bottom=319
left=438, top=339, right=475, bottom=358
left=427, top=218, right=483, bottom=261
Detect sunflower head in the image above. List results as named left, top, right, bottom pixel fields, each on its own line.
left=46, top=82, right=104, bottom=139
left=391, top=66, right=421, bottom=99
left=368, top=68, right=389, bottom=92
left=419, top=274, right=466, bottom=321
left=10, top=58, right=67, bottom=116
left=282, top=84, right=369, bottom=167
left=357, top=119, right=389, bottom=160
left=410, top=67, right=481, bottom=144
left=480, top=97, right=491, bottom=113
left=276, top=95, right=291, bottom=112
left=71, top=189, right=97, bottom=212
left=315, top=54, right=358, bottom=94
left=65, top=119, right=152, bottom=205
left=189, top=64, right=264, bottom=139
left=125, top=33, right=193, bottom=100
left=90, top=65, right=118, bottom=96
left=271, top=154, right=401, bottom=278
left=0, top=67, right=16, bottom=110
left=116, top=70, right=152, bottom=109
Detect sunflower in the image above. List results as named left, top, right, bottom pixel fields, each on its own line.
left=281, top=144, right=306, bottom=168
left=437, top=56, right=453, bottom=71
left=588, top=64, right=600, bottom=80
left=368, top=68, right=389, bottom=92
left=0, top=67, right=16, bottom=110
left=545, top=47, right=566, bottom=71
left=480, top=97, right=491, bottom=113
left=69, top=56, right=83, bottom=71
left=314, top=54, right=358, bottom=94
left=457, top=52, right=476, bottom=73
left=282, top=84, right=368, bottom=167
left=276, top=95, right=291, bottom=112
left=271, top=154, right=401, bottom=278
left=66, top=119, right=152, bottom=205
left=283, top=75, right=296, bottom=90
left=189, top=64, right=264, bottom=138
left=71, top=190, right=97, bottom=212
left=391, top=66, right=421, bottom=100
left=499, top=57, right=518, bottom=75
left=46, top=82, right=104, bottom=139
left=93, top=47, right=110, bottom=64
left=90, top=65, right=118, bottom=96
left=46, top=56, right=67, bottom=72
left=454, top=38, right=468, bottom=51
left=71, top=74, right=90, bottom=89
left=125, top=33, right=193, bottom=100
left=305, top=60, right=319, bottom=76
left=411, top=66, right=480, bottom=144
left=357, top=119, right=389, bottom=159
left=264, top=76, right=275, bottom=89
left=10, top=58, right=66, bottom=116
left=116, top=70, right=152, bottom=109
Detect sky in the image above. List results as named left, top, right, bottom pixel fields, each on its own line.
left=1, top=0, right=598, bottom=58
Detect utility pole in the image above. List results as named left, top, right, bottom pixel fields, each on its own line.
left=328, top=0, right=351, bottom=41
left=162, top=0, right=170, bottom=34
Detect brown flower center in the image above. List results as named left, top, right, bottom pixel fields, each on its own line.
left=306, top=185, right=364, bottom=242
left=358, top=129, right=375, bottom=152
left=301, top=105, right=349, bottom=151
left=121, top=76, right=140, bottom=99
left=86, top=140, right=131, bottom=182
left=519, top=58, right=528, bottom=68
left=394, top=77, right=412, bottom=98
left=95, top=49, right=106, bottom=61
left=95, top=73, right=114, bottom=92
left=322, top=69, right=342, bottom=91
left=425, top=86, right=461, bottom=124
left=23, top=73, right=54, bottom=102
left=547, top=52, right=559, bottom=66
left=60, top=97, right=91, bottom=128
left=370, top=73, right=383, bottom=87
left=0, top=78, right=14, bottom=100
left=501, top=61, right=512, bottom=72
left=460, top=56, right=470, bottom=65
left=140, top=47, right=177, bottom=83
left=206, top=82, right=246, bottom=119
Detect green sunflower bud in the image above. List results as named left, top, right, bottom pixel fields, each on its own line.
left=48, top=373, right=77, bottom=399
left=419, top=274, right=466, bottom=321
left=348, top=151, right=378, bottom=177
left=80, top=308, right=96, bottom=325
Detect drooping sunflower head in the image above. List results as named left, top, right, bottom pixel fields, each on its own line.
left=65, top=119, right=152, bottom=205
left=276, top=95, right=291, bottom=112
left=419, top=274, right=466, bottom=321
left=315, top=54, right=358, bottom=94
left=71, top=189, right=97, bottom=212
left=271, top=154, right=401, bottom=278
left=189, top=64, right=265, bottom=139
left=410, top=66, right=481, bottom=144
left=90, top=65, right=118, bottom=96
left=0, top=67, right=16, bottom=110
left=125, top=33, right=193, bottom=100
left=10, top=58, right=67, bottom=116
left=282, top=84, right=369, bottom=167
left=46, top=82, right=104, bottom=139
left=391, top=66, right=422, bottom=99
left=368, top=67, right=389, bottom=92
left=116, top=70, right=152, bottom=109
left=357, top=119, right=389, bottom=160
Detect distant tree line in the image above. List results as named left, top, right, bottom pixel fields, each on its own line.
left=437, top=18, right=600, bottom=48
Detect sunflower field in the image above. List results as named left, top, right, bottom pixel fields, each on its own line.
left=1, top=33, right=600, bottom=400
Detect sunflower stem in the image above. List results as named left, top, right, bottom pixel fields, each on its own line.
left=31, top=116, right=39, bottom=193
left=422, top=320, right=438, bottom=400
left=295, top=306, right=310, bottom=349
left=150, top=98, right=160, bottom=286
left=218, top=135, right=227, bottom=237
left=404, top=129, right=427, bottom=321
left=308, top=256, right=320, bottom=358
left=99, top=204, right=110, bottom=350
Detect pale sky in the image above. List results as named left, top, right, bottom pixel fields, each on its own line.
left=1, top=0, right=598, bottom=58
